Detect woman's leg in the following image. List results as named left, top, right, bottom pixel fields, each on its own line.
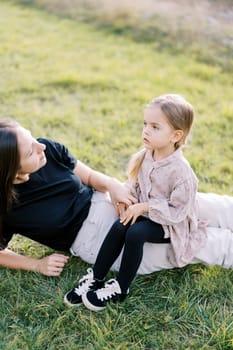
left=93, top=219, right=131, bottom=280
left=117, top=217, right=170, bottom=293
left=70, top=191, right=117, bottom=263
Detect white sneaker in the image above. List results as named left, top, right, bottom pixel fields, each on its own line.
left=82, top=278, right=128, bottom=311
left=64, top=268, right=103, bottom=307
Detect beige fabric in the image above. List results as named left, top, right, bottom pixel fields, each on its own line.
left=127, top=149, right=207, bottom=267
left=70, top=191, right=233, bottom=274
left=197, top=192, right=233, bottom=230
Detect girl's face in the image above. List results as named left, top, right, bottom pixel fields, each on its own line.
left=142, top=106, right=182, bottom=160
left=15, top=126, right=47, bottom=181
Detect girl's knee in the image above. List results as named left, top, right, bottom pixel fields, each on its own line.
left=109, top=219, right=128, bottom=238
left=112, top=219, right=128, bottom=232
left=125, top=226, right=144, bottom=245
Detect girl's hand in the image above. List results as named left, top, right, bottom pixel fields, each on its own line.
left=36, top=253, right=69, bottom=276
left=120, top=203, right=148, bottom=225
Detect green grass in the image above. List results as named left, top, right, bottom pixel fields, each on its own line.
left=9, top=0, right=233, bottom=72
left=0, top=1, right=232, bottom=349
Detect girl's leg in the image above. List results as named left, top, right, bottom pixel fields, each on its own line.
left=93, top=219, right=130, bottom=280
left=81, top=217, right=169, bottom=312
left=117, top=217, right=170, bottom=293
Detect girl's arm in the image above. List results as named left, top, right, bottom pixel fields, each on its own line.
left=120, top=202, right=149, bottom=225
left=73, top=161, right=137, bottom=207
left=0, top=249, right=69, bottom=276
left=148, top=179, right=197, bottom=225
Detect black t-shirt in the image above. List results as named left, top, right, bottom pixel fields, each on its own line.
left=4, top=138, right=93, bottom=251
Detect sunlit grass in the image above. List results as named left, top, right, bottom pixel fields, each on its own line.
left=11, top=0, right=233, bottom=71
left=0, top=1, right=232, bottom=349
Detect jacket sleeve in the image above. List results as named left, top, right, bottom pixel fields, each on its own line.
left=148, top=178, right=197, bottom=225
left=124, top=180, right=139, bottom=200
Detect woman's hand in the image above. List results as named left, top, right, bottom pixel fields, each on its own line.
left=36, top=253, right=69, bottom=276
left=120, top=202, right=149, bottom=225
left=116, top=202, right=127, bottom=216
left=108, top=179, right=137, bottom=208
left=73, top=161, right=137, bottom=208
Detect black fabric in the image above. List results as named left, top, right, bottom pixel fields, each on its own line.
left=93, top=216, right=170, bottom=293
left=4, top=138, right=93, bottom=251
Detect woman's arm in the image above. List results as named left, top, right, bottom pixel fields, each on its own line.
left=73, top=161, right=137, bottom=207
left=0, top=249, right=69, bottom=276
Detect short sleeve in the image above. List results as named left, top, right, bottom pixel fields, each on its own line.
left=38, top=138, right=77, bottom=170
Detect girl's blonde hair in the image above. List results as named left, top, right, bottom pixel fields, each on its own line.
left=128, top=94, right=194, bottom=182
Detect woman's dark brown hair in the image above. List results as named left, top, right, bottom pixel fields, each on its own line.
left=0, top=119, right=20, bottom=249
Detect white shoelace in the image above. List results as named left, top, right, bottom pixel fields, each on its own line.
left=96, top=279, right=121, bottom=301
left=74, top=268, right=94, bottom=296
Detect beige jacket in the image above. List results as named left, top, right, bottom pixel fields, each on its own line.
left=128, top=148, right=207, bottom=267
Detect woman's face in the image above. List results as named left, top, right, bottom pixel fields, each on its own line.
left=15, top=126, right=47, bottom=179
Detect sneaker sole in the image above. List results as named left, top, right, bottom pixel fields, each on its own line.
left=63, top=294, right=82, bottom=307
left=82, top=293, right=106, bottom=311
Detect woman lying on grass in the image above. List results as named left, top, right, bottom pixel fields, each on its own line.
left=0, top=115, right=232, bottom=282
left=0, top=119, right=136, bottom=275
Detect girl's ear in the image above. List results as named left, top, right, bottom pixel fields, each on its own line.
left=171, top=129, right=183, bottom=143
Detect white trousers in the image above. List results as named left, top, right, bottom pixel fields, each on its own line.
left=71, top=191, right=233, bottom=274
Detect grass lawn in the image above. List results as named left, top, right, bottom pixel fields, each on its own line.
left=0, top=1, right=232, bottom=349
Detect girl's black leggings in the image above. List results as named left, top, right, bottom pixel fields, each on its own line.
left=93, top=216, right=170, bottom=293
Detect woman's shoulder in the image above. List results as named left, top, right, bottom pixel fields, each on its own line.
left=37, top=138, right=65, bottom=156
left=38, top=138, right=77, bottom=169
left=37, top=137, right=58, bottom=148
